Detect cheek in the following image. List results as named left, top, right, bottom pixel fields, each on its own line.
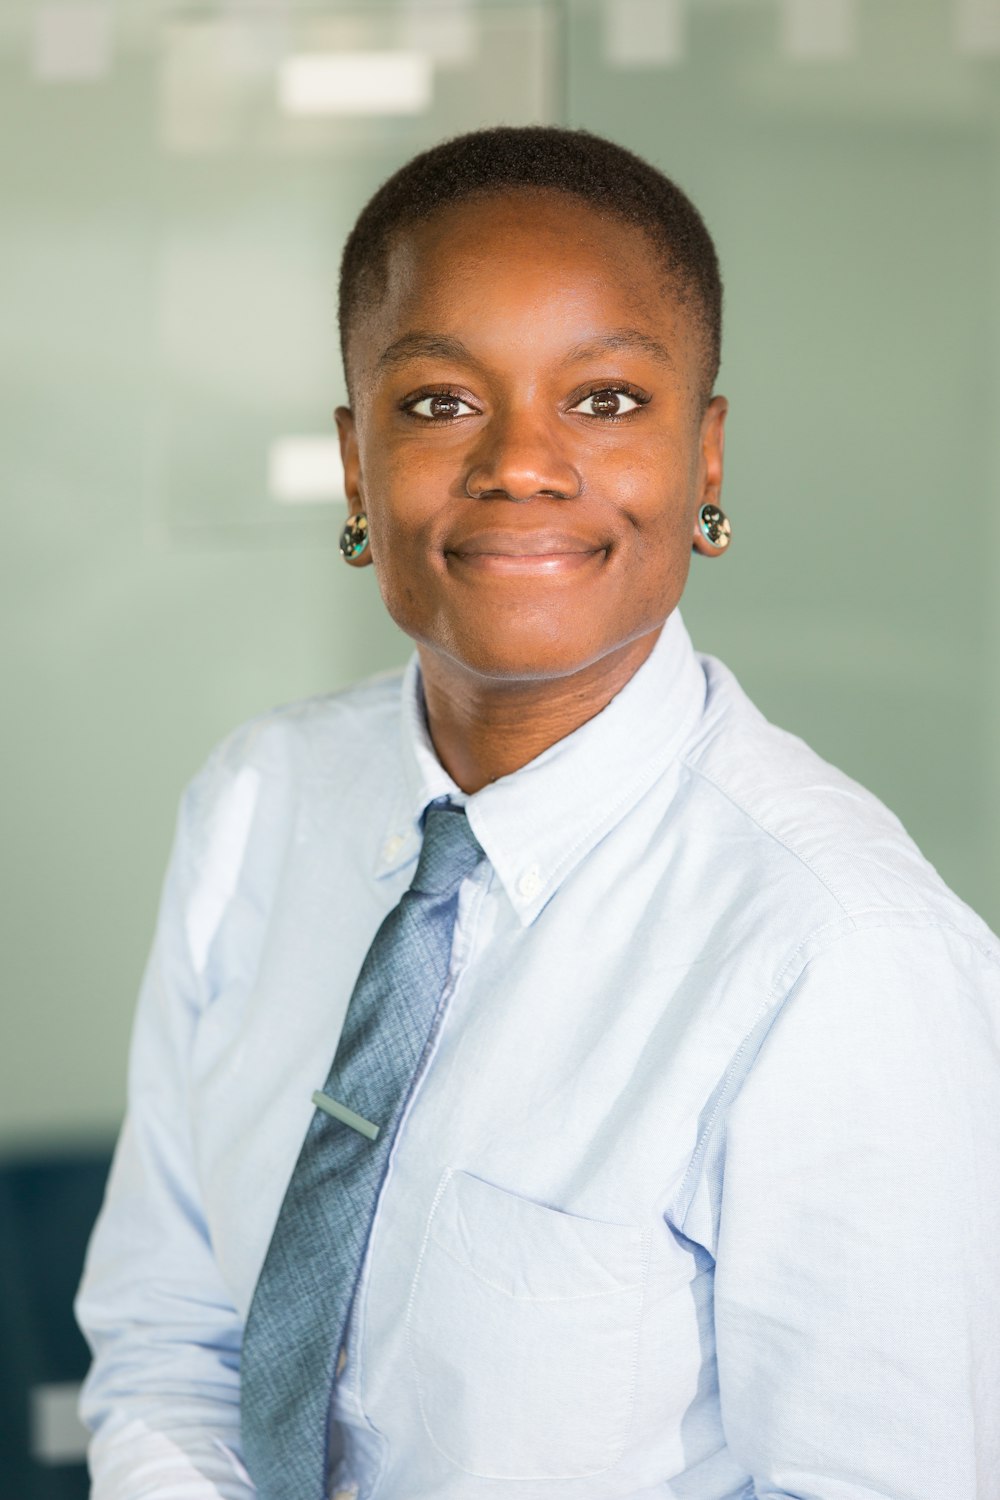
left=362, top=438, right=447, bottom=538
left=361, top=458, right=445, bottom=635
left=615, top=447, right=696, bottom=545
left=616, top=448, right=699, bottom=608
left=361, top=451, right=414, bottom=559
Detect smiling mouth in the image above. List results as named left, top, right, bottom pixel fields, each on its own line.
left=446, top=530, right=607, bottom=576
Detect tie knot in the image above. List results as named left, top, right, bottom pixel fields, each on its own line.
left=409, top=804, right=483, bottom=896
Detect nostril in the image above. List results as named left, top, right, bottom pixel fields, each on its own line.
left=465, top=477, right=582, bottom=503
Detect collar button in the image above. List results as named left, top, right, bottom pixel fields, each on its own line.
left=517, top=865, right=542, bottom=900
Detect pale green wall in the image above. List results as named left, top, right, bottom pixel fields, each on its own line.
left=3, top=0, right=999, bottom=1151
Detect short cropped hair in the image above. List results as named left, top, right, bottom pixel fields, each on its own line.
left=338, top=125, right=723, bottom=403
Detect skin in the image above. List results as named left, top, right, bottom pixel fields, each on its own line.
left=335, top=188, right=728, bottom=794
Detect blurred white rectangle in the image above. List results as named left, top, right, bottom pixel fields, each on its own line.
left=782, top=0, right=856, bottom=60
left=955, top=0, right=1000, bottom=52
left=278, top=51, right=433, bottom=116
left=30, top=1383, right=88, bottom=1464
left=34, top=3, right=112, bottom=80
left=603, top=0, right=685, bottom=67
left=400, top=0, right=478, bottom=67
left=269, top=437, right=345, bottom=504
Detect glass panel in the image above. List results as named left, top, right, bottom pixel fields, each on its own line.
left=3, top=0, right=1000, bottom=1161
left=155, top=3, right=557, bottom=542
left=566, top=0, right=1000, bottom=917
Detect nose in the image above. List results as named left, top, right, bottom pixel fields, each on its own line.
left=464, top=407, right=582, bottom=501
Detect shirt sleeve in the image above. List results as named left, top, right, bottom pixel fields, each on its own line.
left=710, top=919, right=1000, bottom=1500
left=74, top=762, right=255, bottom=1500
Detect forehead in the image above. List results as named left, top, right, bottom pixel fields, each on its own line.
left=392, top=189, right=659, bottom=291
left=351, top=188, right=694, bottom=378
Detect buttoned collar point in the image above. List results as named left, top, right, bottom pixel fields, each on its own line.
left=392, top=610, right=707, bottom=926
left=372, top=814, right=422, bottom=881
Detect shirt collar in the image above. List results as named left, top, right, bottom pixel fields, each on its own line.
left=379, top=610, right=706, bottom=925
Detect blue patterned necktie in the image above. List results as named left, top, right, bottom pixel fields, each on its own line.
left=241, top=802, right=484, bottom=1500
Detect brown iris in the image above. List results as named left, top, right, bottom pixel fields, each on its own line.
left=428, top=394, right=462, bottom=418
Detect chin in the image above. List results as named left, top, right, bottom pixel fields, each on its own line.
left=431, top=623, right=636, bottom=686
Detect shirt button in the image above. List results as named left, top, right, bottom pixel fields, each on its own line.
left=332, top=1489, right=358, bottom=1500
left=336, top=1346, right=347, bottom=1377
left=517, top=864, right=542, bottom=900
left=381, top=833, right=405, bottom=862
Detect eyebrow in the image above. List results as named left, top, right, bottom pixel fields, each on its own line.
left=564, top=329, right=673, bottom=368
left=373, top=326, right=673, bottom=373
left=375, top=332, right=474, bottom=371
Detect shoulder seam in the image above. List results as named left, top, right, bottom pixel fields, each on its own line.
left=670, top=910, right=999, bottom=1236
left=681, top=756, right=853, bottom=917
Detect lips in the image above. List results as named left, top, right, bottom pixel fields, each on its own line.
left=445, top=529, right=607, bottom=579
left=447, top=529, right=604, bottom=559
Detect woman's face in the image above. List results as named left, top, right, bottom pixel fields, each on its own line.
left=336, top=188, right=727, bottom=685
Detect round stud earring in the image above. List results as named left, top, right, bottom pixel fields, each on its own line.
left=339, top=512, right=369, bottom=562
left=698, top=503, right=731, bottom=550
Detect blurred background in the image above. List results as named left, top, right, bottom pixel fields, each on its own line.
left=2, top=0, right=999, bottom=1490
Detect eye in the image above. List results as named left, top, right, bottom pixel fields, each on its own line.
left=404, top=392, right=479, bottom=421
left=570, top=388, right=644, bottom=419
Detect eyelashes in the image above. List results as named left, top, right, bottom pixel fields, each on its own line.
left=399, top=383, right=651, bottom=424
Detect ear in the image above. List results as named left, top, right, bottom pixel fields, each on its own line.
left=335, top=405, right=363, bottom=515
left=334, top=404, right=373, bottom=568
left=692, top=395, right=729, bottom=558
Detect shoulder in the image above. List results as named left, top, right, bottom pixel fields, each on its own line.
left=673, top=659, right=1000, bottom=1246
left=185, top=665, right=406, bottom=809
left=172, top=666, right=408, bottom=884
left=680, top=653, right=997, bottom=961
left=197, top=666, right=406, bottom=788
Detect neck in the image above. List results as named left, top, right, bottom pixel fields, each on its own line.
left=417, top=629, right=663, bottom=794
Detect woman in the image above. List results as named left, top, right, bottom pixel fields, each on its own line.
left=77, top=126, right=1000, bottom=1500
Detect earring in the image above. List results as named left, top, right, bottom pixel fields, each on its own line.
left=698, top=503, right=731, bottom=550
left=339, top=512, right=369, bottom=562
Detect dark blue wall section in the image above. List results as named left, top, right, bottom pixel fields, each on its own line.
left=0, top=1152, right=112, bottom=1499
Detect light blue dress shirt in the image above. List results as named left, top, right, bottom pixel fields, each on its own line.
left=76, top=610, right=1000, bottom=1500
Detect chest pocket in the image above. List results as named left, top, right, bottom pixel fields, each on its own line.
left=405, top=1168, right=650, bottom=1481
